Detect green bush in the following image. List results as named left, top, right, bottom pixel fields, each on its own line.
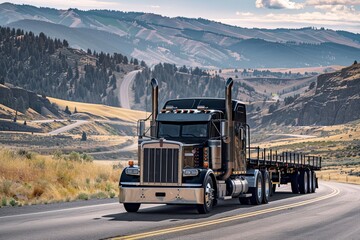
left=9, top=198, right=17, bottom=206
left=109, top=192, right=116, bottom=198
left=1, top=197, right=7, bottom=206
left=77, top=193, right=89, bottom=200
left=68, top=152, right=81, bottom=162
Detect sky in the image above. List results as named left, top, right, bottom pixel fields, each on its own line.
left=3, top=0, right=360, bottom=33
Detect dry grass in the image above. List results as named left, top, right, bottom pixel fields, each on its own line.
left=0, top=149, right=122, bottom=206
left=49, top=97, right=147, bottom=122
left=317, top=166, right=360, bottom=185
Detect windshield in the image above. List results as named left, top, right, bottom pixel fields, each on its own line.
left=158, top=122, right=208, bottom=139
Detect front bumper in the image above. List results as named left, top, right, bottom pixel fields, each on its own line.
left=119, top=186, right=204, bottom=204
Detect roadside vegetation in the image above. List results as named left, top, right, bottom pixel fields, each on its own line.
left=0, top=149, right=122, bottom=207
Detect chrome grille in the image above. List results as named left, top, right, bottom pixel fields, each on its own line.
left=143, top=148, right=179, bottom=184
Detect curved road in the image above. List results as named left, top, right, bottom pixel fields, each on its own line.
left=119, top=70, right=142, bottom=109
left=0, top=181, right=359, bottom=240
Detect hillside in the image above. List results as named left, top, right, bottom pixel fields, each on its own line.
left=0, top=25, right=142, bottom=108
left=1, top=3, right=360, bottom=68
left=261, top=63, right=360, bottom=126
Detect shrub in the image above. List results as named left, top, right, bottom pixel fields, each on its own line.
left=109, top=192, right=116, bottom=198
left=1, top=197, right=7, bottom=206
left=77, top=193, right=89, bottom=200
left=9, top=198, right=17, bottom=206
left=68, top=152, right=81, bottom=162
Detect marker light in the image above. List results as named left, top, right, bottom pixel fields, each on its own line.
left=128, top=160, right=134, bottom=167
left=203, top=162, right=209, bottom=168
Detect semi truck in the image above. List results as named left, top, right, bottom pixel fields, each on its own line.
left=119, top=78, right=321, bottom=213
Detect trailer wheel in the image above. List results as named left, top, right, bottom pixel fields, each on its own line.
left=311, top=171, right=316, bottom=193
left=250, top=171, right=263, bottom=205
left=272, top=184, right=276, bottom=195
left=299, top=170, right=308, bottom=194
left=307, top=170, right=313, bottom=193
left=197, top=176, right=215, bottom=214
left=291, top=171, right=300, bottom=194
left=124, top=203, right=141, bottom=213
left=262, top=171, right=270, bottom=204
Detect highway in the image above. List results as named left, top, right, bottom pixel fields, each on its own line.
left=0, top=181, right=359, bottom=240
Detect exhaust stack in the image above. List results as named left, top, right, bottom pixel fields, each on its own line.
left=150, top=78, right=158, bottom=137
left=222, top=78, right=234, bottom=180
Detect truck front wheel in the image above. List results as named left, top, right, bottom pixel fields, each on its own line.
left=250, top=171, right=263, bottom=205
left=124, top=203, right=141, bottom=213
left=197, top=176, right=215, bottom=214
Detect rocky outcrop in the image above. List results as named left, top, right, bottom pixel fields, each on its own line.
left=0, top=85, right=59, bottom=116
left=0, top=84, right=14, bottom=108
left=262, top=64, right=360, bottom=126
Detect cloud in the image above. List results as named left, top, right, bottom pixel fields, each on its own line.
left=151, top=5, right=160, bottom=9
left=306, top=0, right=360, bottom=5
left=217, top=8, right=360, bottom=33
left=236, top=12, right=254, bottom=16
left=255, top=0, right=304, bottom=9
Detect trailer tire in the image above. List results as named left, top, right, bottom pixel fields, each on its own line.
left=272, top=184, right=276, bottom=195
left=250, top=171, right=263, bottom=205
left=299, top=170, right=308, bottom=194
left=291, top=171, right=300, bottom=194
left=311, top=171, right=316, bottom=193
left=262, top=171, right=270, bottom=204
left=197, top=176, right=215, bottom=214
left=124, top=203, right=141, bottom=213
left=307, top=170, right=313, bottom=193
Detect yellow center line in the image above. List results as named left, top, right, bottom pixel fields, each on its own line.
left=114, top=187, right=340, bottom=240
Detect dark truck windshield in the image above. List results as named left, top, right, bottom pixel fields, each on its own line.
left=158, top=122, right=208, bottom=140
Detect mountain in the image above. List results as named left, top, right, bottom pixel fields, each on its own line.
left=1, top=3, right=360, bottom=68
left=0, top=25, right=142, bottom=110
left=261, top=63, right=360, bottom=126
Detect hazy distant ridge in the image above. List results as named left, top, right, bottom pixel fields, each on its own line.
left=1, top=3, right=360, bottom=68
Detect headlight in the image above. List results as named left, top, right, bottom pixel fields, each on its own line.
left=182, top=169, right=199, bottom=177
left=125, top=167, right=140, bottom=176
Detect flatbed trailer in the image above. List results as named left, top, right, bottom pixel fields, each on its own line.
left=119, top=78, right=322, bottom=213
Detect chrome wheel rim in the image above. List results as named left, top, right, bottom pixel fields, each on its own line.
left=205, top=182, right=214, bottom=208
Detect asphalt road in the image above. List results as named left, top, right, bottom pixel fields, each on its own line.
left=119, top=70, right=142, bottom=109
left=0, top=181, right=359, bottom=240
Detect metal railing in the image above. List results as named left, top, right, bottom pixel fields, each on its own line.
left=247, top=146, right=322, bottom=169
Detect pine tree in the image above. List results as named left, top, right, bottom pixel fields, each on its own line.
left=64, top=105, right=71, bottom=114
left=81, top=131, right=87, bottom=141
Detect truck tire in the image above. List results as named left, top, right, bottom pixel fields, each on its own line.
left=272, top=184, right=276, bottom=195
left=262, top=171, right=270, bottom=204
left=311, top=171, right=316, bottom=193
left=307, top=170, right=313, bottom=193
left=291, top=171, right=300, bottom=194
left=299, top=170, right=308, bottom=194
left=250, top=171, right=263, bottom=205
left=197, top=176, right=215, bottom=214
left=124, top=203, right=141, bottom=213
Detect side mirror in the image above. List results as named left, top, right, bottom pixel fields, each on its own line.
left=138, top=120, right=145, bottom=138
left=221, top=121, right=230, bottom=144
